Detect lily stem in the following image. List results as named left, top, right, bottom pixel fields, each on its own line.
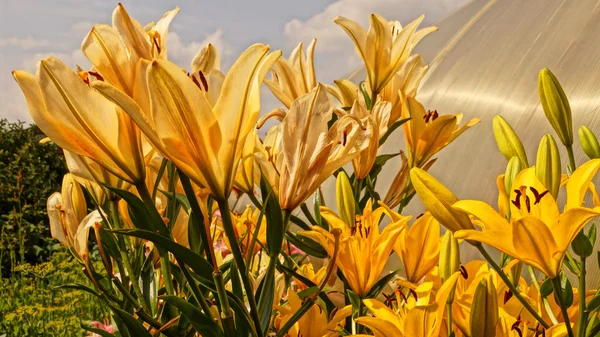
left=475, top=243, right=550, bottom=329
left=528, top=266, right=559, bottom=324
left=567, top=145, right=577, bottom=172
left=217, top=198, right=263, bottom=337
left=446, top=301, right=453, bottom=336
left=577, top=256, right=588, bottom=337
left=552, top=277, right=575, bottom=337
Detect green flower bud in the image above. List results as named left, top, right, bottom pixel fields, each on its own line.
left=493, top=115, right=529, bottom=168
left=535, top=134, right=561, bottom=198
left=470, top=276, right=499, bottom=337
left=504, top=156, right=522, bottom=195
left=439, top=230, right=460, bottom=284
left=578, top=126, right=600, bottom=159
left=538, top=68, right=573, bottom=146
left=335, top=171, right=355, bottom=227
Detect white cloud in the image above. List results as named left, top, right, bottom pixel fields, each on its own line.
left=0, top=36, right=50, bottom=49
left=283, top=0, right=468, bottom=82
left=167, top=29, right=234, bottom=70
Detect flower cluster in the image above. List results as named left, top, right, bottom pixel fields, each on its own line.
left=14, top=4, right=600, bottom=337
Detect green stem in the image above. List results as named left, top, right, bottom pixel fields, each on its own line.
left=218, top=199, right=263, bottom=337
left=476, top=244, right=550, bottom=329
left=567, top=145, right=577, bottom=172
left=528, top=266, right=559, bottom=324
left=578, top=256, right=588, bottom=337
left=179, top=260, right=213, bottom=320
left=446, top=302, right=453, bottom=336
left=213, top=270, right=236, bottom=337
left=552, top=277, right=575, bottom=337
left=109, top=201, right=151, bottom=313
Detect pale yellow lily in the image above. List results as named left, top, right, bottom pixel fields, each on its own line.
left=93, top=44, right=281, bottom=201
left=275, top=288, right=352, bottom=337
left=255, top=84, right=371, bottom=210
left=402, top=97, right=479, bottom=168
left=335, top=14, right=437, bottom=97
left=453, top=160, right=600, bottom=278
left=13, top=58, right=146, bottom=184
left=327, top=79, right=359, bottom=108
left=47, top=174, right=88, bottom=247
left=348, top=98, right=390, bottom=179
left=64, top=150, right=109, bottom=205
left=265, top=39, right=318, bottom=109
left=394, top=211, right=440, bottom=285
left=234, top=127, right=261, bottom=195
left=300, top=199, right=410, bottom=296
left=380, top=54, right=429, bottom=126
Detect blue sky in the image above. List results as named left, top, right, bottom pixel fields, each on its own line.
left=0, top=0, right=467, bottom=122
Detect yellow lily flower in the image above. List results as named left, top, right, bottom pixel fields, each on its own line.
left=255, top=124, right=283, bottom=198
left=63, top=150, right=109, bottom=205
left=453, top=160, right=600, bottom=278
left=234, top=127, right=261, bottom=195
left=300, top=199, right=410, bottom=296
left=348, top=99, right=391, bottom=179
left=355, top=272, right=460, bottom=337
left=379, top=54, right=429, bottom=126
left=402, top=97, right=479, bottom=168
left=295, top=263, right=330, bottom=291
left=265, top=39, right=318, bottom=109
left=327, top=79, right=359, bottom=108
left=13, top=57, right=147, bottom=184
left=93, top=44, right=281, bottom=201
left=47, top=174, right=88, bottom=247
left=335, top=14, right=436, bottom=97
left=394, top=212, right=440, bottom=285
left=255, top=84, right=371, bottom=210
left=275, top=289, right=352, bottom=337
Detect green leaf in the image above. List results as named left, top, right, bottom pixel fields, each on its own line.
left=260, top=175, right=284, bottom=257
left=563, top=277, right=574, bottom=308
left=379, top=118, right=411, bottom=146
left=230, top=263, right=250, bottom=337
left=159, top=190, right=191, bottom=211
left=103, top=184, right=167, bottom=236
left=257, top=259, right=277, bottom=333
left=161, top=295, right=224, bottom=337
left=81, top=324, right=116, bottom=337
left=97, top=226, right=121, bottom=262
left=286, top=232, right=327, bottom=258
left=366, top=269, right=400, bottom=298
left=588, top=222, right=597, bottom=247
left=359, top=81, right=372, bottom=110
left=276, top=264, right=335, bottom=314
left=111, top=228, right=215, bottom=291
left=572, top=230, right=593, bottom=258
left=313, top=191, right=326, bottom=230
left=112, top=306, right=153, bottom=337
left=540, top=278, right=553, bottom=298
left=346, top=289, right=362, bottom=318
left=54, top=283, right=104, bottom=301
left=290, top=215, right=312, bottom=231
left=587, top=294, right=600, bottom=312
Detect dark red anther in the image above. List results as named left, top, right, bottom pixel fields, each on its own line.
left=89, top=71, right=104, bottom=81
left=416, top=213, right=424, bottom=219
left=511, top=189, right=522, bottom=209
left=459, top=265, right=468, bottom=279
left=530, top=187, right=549, bottom=205
left=504, top=289, right=513, bottom=304
left=198, top=70, right=209, bottom=91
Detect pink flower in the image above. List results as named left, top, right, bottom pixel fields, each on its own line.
left=88, top=319, right=114, bottom=336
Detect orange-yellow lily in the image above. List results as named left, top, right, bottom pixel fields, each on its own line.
left=335, top=14, right=436, bottom=97
left=93, top=44, right=281, bottom=200
left=47, top=174, right=88, bottom=248
left=402, top=97, right=479, bottom=168
left=300, top=199, right=410, bottom=296
left=275, top=288, right=352, bottom=337
left=453, top=160, right=600, bottom=278
left=394, top=211, right=440, bottom=285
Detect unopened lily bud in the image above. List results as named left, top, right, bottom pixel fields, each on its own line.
left=535, top=134, right=561, bottom=198
left=439, top=230, right=460, bottom=284
left=470, top=276, right=498, bottom=337
left=538, top=68, right=573, bottom=146
left=62, top=173, right=87, bottom=226
left=504, top=157, right=522, bottom=196
left=336, top=171, right=355, bottom=227
left=578, top=126, right=600, bottom=159
left=410, top=168, right=474, bottom=233
left=508, top=260, right=524, bottom=286
left=493, top=115, right=529, bottom=168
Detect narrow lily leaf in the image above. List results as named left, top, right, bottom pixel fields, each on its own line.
left=587, top=294, right=600, bottom=312
left=260, top=175, right=284, bottom=256
left=81, top=324, right=116, bottom=337
left=188, top=212, right=203, bottom=254
left=111, top=306, right=153, bottom=337
left=231, top=263, right=250, bottom=337
left=290, top=215, right=312, bottom=230
left=285, top=231, right=328, bottom=258
left=366, top=269, right=400, bottom=298
left=379, top=118, right=411, bottom=146
left=159, top=190, right=191, bottom=211
left=313, top=192, right=326, bottom=229
left=257, top=259, right=277, bottom=333
left=161, top=295, right=224, bottom=337
left=97, top=226, right=121, bottom=262
left=103, top=184, right=166, bottom=236
left=111, top=228, right=215, bottom=290
left=277, top=263, right=335, bottom=313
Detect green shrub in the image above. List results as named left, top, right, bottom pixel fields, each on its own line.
left=0, top=119, right=67, bottom=275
